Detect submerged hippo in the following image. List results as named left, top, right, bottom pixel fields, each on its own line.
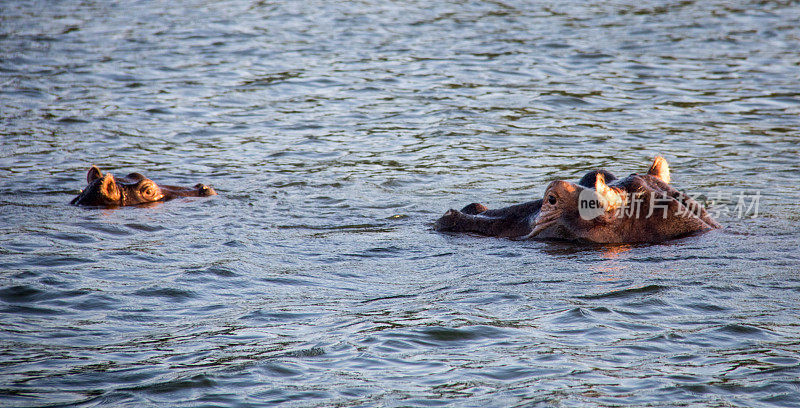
left=435, top=157, right=720, bottom=243
left=71, top=165, right=217, bottom=207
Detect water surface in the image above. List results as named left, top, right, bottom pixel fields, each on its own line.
left=2, top=1, right=800, bottom=406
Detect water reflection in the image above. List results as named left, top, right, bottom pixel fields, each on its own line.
left=600, top=244, right=633, bottom=259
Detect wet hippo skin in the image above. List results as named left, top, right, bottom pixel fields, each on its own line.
left=71, top=166, right=217, bottom=207
left=435, top=157, right=720, bottom=243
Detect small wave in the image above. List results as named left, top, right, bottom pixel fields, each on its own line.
left=578, top=284, right=668, bottom=300
left=120, top=374, right=215, bottom=395
left=1, top=304, right=67, bottom=315
left=715, top=323, right=772, bottom=338
left=185, top=266, right=237, bottom=277
left=125, top=223, right=166, bottom=233
left=361, top=293, right=417, bottom=304
left=0, top=285, right=44, bottom=302
left=418, top=325, right=506, bottom=343
left=548, top=307, right=595, bottom=324
left=260, top=277, right=318, bottom=287
left=0, top=285, right=89, bottom=303
left=240, top=310, right=319, bottom=322
left=32, top=255, right=95, bottom=267
left=284, top=346, right=325, bottom=358
left=133, top=287, right=198, bottom=302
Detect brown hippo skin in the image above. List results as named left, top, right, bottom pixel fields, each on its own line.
left=70, top=166, right=217, bottom=207
left=435, top=157, right=720, bottom=243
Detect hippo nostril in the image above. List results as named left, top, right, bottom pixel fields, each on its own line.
left=194, top=184, right=217, bottom=196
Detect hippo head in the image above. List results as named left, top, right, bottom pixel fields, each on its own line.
left=71, top=166, right=216, bottom=207
left=70, top=166, right=164, bottom=207
left=525, top=157, right=718, bottom=243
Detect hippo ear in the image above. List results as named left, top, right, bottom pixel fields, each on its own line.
left=87, top=166, right=103, bottom=183
left=647, top=156, right=671, bottom=184
left=125, top=172, right=147, bottom=182
left=595, top=173, right=623, bottom=211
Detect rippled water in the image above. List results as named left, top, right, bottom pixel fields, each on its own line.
left=2, top=1, right=800, bottom=406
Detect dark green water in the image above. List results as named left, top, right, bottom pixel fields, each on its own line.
left=2, top=1, right=799, bottom=406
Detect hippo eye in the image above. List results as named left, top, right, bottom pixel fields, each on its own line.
left=139, top=182, right=159, bottom=199
left=548, top=194, right=557, bottom=205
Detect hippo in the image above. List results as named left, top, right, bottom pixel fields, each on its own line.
left=435, top=157, right=720, bottom=243
left=71, top=165, right=217, bottom=207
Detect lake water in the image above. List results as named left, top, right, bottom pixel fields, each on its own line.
left=2, top=1, right=800, bottom=406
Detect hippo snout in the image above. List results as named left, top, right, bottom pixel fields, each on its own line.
left=195, top=184, right=217, bottom=196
